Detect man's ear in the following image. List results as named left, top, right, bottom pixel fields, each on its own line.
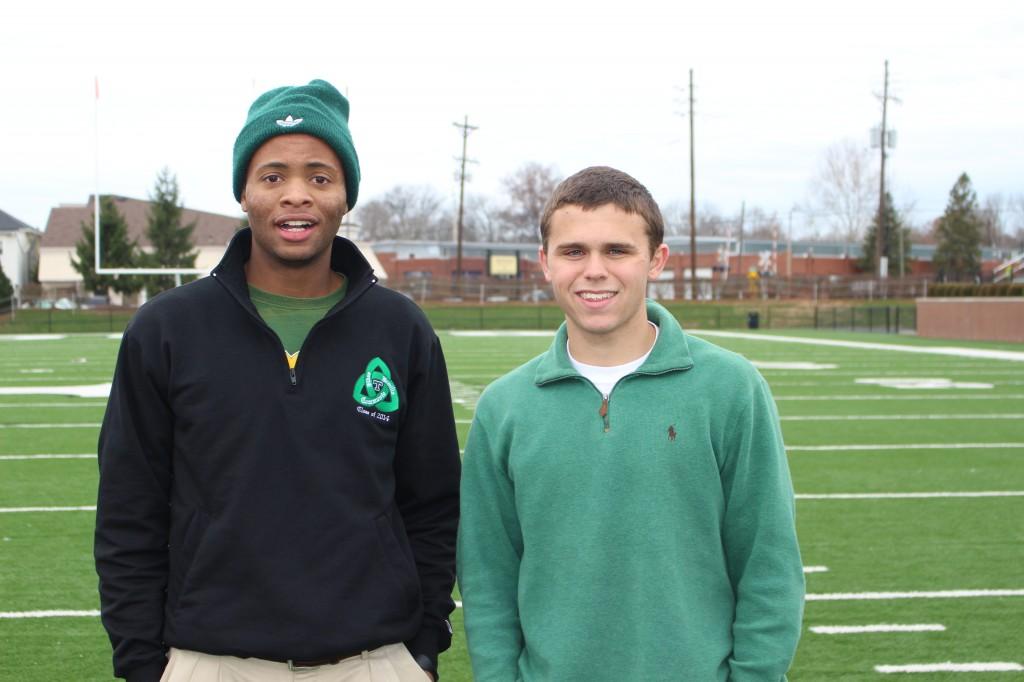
left=539, top=246, right=552, bottom=283
left=648, top=243, right=670, bottom=279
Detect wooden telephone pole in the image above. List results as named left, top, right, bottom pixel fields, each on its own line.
left=453, top=115, right=478, bottom=290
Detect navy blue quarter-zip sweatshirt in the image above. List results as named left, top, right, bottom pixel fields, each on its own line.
left=95, top=229, right=461, bottom=682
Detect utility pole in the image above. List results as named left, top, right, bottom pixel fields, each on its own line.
left=452, top=115, right=478, bottom=291
left=688, top=69, right=698, bottom=300
left=875, top=60, right=891, bottom=277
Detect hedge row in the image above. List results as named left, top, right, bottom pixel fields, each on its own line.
left=928, top=282, right=1024, bottom=297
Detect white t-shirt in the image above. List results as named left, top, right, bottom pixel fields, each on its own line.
left=567, top=322, right=660, bottom=397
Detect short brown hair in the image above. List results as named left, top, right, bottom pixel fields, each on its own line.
left=539, top=166, right=665, bottom=254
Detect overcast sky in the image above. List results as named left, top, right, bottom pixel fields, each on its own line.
left=2, top=0, right=1021, bottom=238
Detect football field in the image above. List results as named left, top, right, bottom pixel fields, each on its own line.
left=1, top=327, right=1022, bottom=680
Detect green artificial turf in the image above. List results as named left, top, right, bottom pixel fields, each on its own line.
left=1, top=328, right=1022, bottom=680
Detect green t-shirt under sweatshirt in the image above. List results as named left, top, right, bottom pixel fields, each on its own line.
left=249, top=278, right=347, bottom=369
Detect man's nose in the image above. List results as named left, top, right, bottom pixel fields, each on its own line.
left=280, top=179, right=313, bottom=206
left=582, top=252, right=608, bottom=278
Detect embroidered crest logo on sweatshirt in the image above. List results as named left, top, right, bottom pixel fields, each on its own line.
left=353, top=356, right=400, bottom=414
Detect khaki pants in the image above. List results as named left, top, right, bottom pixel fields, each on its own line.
left=159, top=644, right=430, bottom=682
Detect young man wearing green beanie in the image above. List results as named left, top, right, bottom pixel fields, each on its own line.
left=458, top=166, right=804, bottom=681
left=95, top=80, right=460, bottom=682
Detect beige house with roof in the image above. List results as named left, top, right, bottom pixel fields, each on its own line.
left=38, top=195, right=241, bottom=300
left=38, top=195, right=386, bottom=302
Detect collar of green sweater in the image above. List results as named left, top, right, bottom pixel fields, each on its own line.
left=534, top=300, right=695, bottom=385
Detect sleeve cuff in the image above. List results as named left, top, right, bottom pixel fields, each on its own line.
left=405, top=617, right=452, bottom=677
left=124, top=658, right=168, bottom=682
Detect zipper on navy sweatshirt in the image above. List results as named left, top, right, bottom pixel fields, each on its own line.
left=212, top=270, right=377, bottom=390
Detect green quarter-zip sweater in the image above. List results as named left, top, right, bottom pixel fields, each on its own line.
left=458, top=300, right=804, bottom=681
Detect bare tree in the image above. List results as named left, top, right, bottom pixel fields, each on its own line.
left=495, top=162, right=561, bottom=242
left=1010, top=194, right=1024, bottom=247
left=744, top=207, right=781, bottom=240
left=979, top=194, right=1006, bottom=249
left=353, top=185, right=447, bottom=240
left=807, top=139, right=878, bottom=242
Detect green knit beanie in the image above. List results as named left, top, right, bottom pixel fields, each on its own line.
left=232, top=79, right=360, bottom=209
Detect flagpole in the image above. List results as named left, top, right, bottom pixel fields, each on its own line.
left=94, top=76, right=101, bottom=275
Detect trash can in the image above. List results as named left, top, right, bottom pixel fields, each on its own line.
left=747, top=311, right=760, bottom=329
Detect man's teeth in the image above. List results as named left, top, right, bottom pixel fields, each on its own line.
left=579, top=292, right=614, bottom=301
left=280, top=221, right=313, bottom=230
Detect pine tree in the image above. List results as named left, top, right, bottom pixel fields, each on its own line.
left=72, top=196, right=143, bottom=295
left=932, top=173, right=983, bottom=282
left=142, top=168, right=198, bottom=294
left=858, top=191, right=911, bottom=274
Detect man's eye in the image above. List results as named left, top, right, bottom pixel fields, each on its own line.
left=312, top=175, right=330, bottom=185
left=263, top=174, right=283, bottom=183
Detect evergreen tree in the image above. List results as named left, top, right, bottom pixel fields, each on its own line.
left=72, top=196, right=143, bottom=295
left=0, top=261, right=13, bottom=305
left=858, top=191, right=912, bottom=274
left=932, top=173, right=983, bottom=282
left=143, top=168, right=198, bottom=294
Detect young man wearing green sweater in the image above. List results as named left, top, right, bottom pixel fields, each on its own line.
left=457, top=166, right=804, bottom=681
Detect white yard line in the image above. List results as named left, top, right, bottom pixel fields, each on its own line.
left=808, top=589, right=1024, bottom=601
left=449, top=331, right=555, bottom=337
left=0, top=383, right=111, bottom=398
left=0, top=402, right=106, bottom=408
left=7, top=493, right=1019, bottom=512
left=0, top=454, right=95, bottom=460
left=781, top=414, right=1024, bottom=421
left=0, top=610, right=100, bottom=619
left=797, top=491, right=1024, bottom=500
left=875, top=662, right=1023, bottom=673
left=788, top=443, right=1024, bottom=452
left=811, top=624, right=945, bottom=634
left=0, top=506, right=96, bottom=513
left=0, top=423, right=100, bottom=429
left=689, top=330, right=1024, bottom=363
left=775, top=394, right=1024, bottom=401
left=803, top=566, right=829, bottom=573
left=0, top=334, right=69, bottom=341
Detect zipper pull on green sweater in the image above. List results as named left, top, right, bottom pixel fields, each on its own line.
left=599, top=395, right=610, bottom=432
